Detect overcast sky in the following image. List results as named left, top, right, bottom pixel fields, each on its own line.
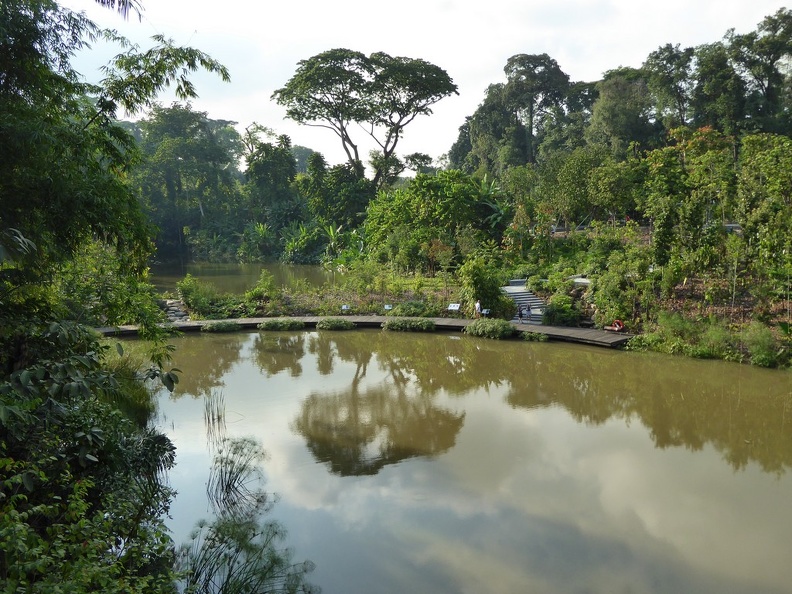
left=62, top=0, right=789, bottom=167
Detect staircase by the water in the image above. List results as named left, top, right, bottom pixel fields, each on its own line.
left=502, top=280, right=545, bottom=324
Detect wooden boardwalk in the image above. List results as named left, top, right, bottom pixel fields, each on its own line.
left=98, top=315, right=632, bottom=349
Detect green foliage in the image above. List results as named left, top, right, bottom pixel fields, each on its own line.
left=50, top=240, right=165, bottom=332
left=387, top=301, right=431, bottom=317
left=464, top=318, right=517, bottom=340
left=542, top=293, right=580, bottom=326
left=741, top=321, right=783, bottom=368
left=589, top=243, right=655, bottom=327
left=522, top=331, right=549, bottom=342
left=1, top=321, right=178, bottom=592
left=626, top=311, right=788, bottom=367
left=315, top=318, right=356, bottom=331
left=244, top=271, right=278, bottom=303
left=177, top=274, right=225, bottom=317
left=273, top=48, right=457, bottom=189
left=201, top=321, right=242, bottom=333
left=297, top=156, right=375, bottom=232
left=364, top=170, right=491, bottom=272
left=381, top=318, right=436, bottom=332
left=133, top=104, right=244, bottom=263
left=456, top=256, right=514, bottom=319
left=257, top=319, right=306, bottom=331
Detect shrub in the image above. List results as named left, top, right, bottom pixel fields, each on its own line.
left=656, top=310, right=698, bottom=342
left=694, top=322, right=738, bottom=360
left=387, top=300, right=428, bottom=317
left=244, top=270, right=278, bottom=302
left=457, top=256, right=514, bottom=319
left=201, top=321, right=242, bottom=333
left=316, top=318, right=356, bottom=331
left=257, top=318, right=306, bottom=331
left=542, top=293, right=579, bottom=326
left=382, top=318, right=436, bottom=332
left=177, top=275, right=245, bottom=319
left=741, top=321, right=781, bottom=368
left=464, top=318, right=516, bottom=340
left=522, top=331, right=548, bottom=342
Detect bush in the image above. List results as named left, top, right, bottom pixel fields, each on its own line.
left=316, top=318, right=356, bottom=331
left=656, top=310, right=699, bottom=342
left=522, top=331, right=548, bottom=342
left=542, top=293, right=579, bottom=326
left=387, top=300, right=428, bottom=317
left=693, top=322, right=739, bottom=360
left=257, top=318, right=306, bottom=331
left=244, top=271, right=278, bottom=302
left=464, top=318, right=516, bottom=340
left=457, top=256, right=514, bottom=319
left=382, top=318, right=436, bottom=332
left=201, top=321, right=242, bottom=333
left=742, top=321, right=782, bottom=368
left=177, top=275, right=244, bottom=319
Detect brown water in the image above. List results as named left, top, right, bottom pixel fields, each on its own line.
left=149, top=262, right=339, bottom=294
left=154, top=330, right=792, bottom=594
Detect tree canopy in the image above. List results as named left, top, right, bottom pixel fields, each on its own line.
left=272, top=48, right=458, bottom=188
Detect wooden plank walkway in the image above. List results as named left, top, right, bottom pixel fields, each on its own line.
left=98, top=315, right=632, bottom=348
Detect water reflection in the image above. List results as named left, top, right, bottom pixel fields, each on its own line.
left=253, top=333, right=306, bottom=377
left=503, top=345, right=792, bottom=474
left=203, top=390, right=226, bottom=452
left=157, top=331, right=792, bottom=594
left=166, top=333, right=245, bottom=398
left=166, top=331, right=792, bottom=475
left=177, top=436, right=317, bottom=593
left=294, top=383, right=465, bottom=476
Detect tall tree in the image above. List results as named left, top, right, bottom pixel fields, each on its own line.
left=691, top=42, right=747, bottom=135
left=643, top=43, right=695, bottom=129
left=503, top=53, right=570, bottom=164
left=273, top=48, right=457, bottom=189
left=465, top=83, right=528, bottom=178
left=245, top=134, right=304, bottom=236
left=727, top=8, right=792, bottom=133
left=536, top=80, right=598, bottom=162
left=585, top=67, right=658, bottom=158
left=134, top=104, right=242, bottom=261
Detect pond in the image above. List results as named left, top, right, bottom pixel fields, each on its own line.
left=149, top=262, right=340, bottom=294
left=151, top=329, right=792, bottom=594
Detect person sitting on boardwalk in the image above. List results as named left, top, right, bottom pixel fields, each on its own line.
left=604, top=319, right=625, bottom=332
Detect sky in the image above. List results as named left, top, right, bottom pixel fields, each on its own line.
left=61, top=0, right=789, bottom=168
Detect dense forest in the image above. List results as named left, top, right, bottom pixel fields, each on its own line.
left=122, top=10, right=792, bottom=351
left=2, top=0, right=792, bottom=590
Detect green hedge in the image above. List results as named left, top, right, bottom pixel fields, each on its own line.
left=257, top=318, right=306, bottom=331
left=464, top=318, right=517, bottom=340
left=201, top=321, right=242, bottom=333
left=316, top=318, right=356, bottom=331
left=381, top=318, right=436, bottom=332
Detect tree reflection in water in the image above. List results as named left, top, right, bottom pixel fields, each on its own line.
left=294, top=385, right=465, bottom=476
left=253, top=333, right=306, bottom=378
left=293, top=332, right=466, bottom=476
left=177, top=437, right=318, bottom=593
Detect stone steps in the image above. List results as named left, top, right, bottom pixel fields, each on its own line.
left=502, top=281, right=545, bottom=324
